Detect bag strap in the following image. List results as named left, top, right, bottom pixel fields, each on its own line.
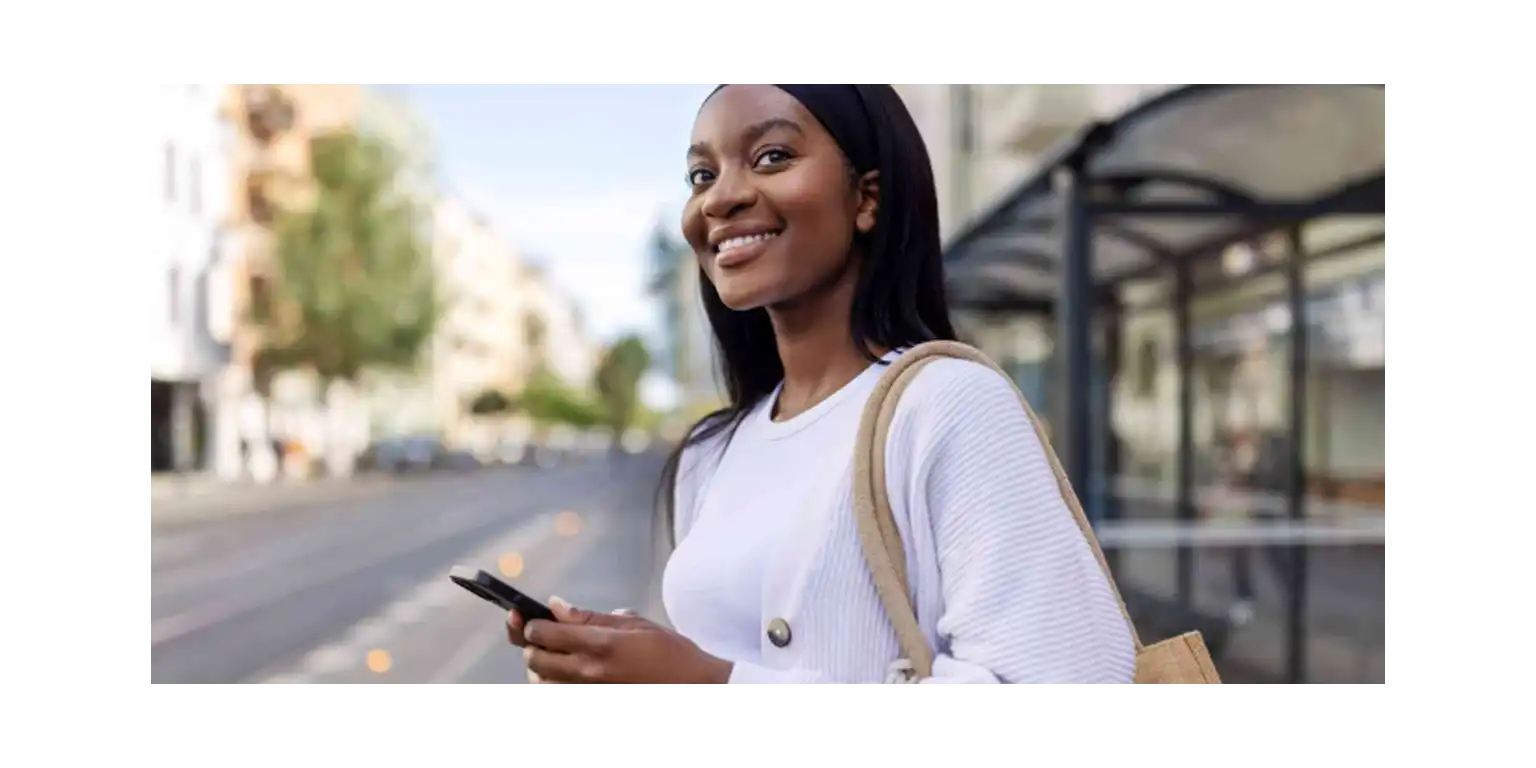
left=852, top=340, right=1144, bottom=679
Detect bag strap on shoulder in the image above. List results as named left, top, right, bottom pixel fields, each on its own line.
left=851, top=340, right=1144, bottom=679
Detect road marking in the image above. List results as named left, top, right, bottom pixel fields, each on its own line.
left=306, top=643, right=357, bottom=676
left=152, top=534, right=208, bottom=564
left=148, top=612, right=200, bottom=645
left=423, top=513, right=608, bottom=684
left=250, top=510, right=560, bottom=684
left=237, top=461, right=653, bottom=684
left=385, top=598, right=430, bottom=625
left=427, top=622, right=506, bottom=684
left=423, top=584, right=459, bottom=608
left=351, top=617, right=394, bottom=648
left=151, top=496, right=528, bottom=646
left=151, top=482, right=495, bottom=599
left=261, top=674, right=309, bottom=684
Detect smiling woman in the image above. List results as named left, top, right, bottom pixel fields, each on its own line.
left=502, top=85, right=1137, bottom=684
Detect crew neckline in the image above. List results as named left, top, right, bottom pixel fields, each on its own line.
left=755, top=349, right=903, bottom=441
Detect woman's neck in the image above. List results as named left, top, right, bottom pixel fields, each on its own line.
left=766, top=270, right=886, bottom=422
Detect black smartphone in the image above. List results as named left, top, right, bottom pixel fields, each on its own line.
left=449, top=565, right=556, bottom=623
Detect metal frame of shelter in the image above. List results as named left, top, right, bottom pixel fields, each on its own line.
left=941, top=84, right=1385, bottom=683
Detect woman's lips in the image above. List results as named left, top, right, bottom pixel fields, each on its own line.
left=714, top=230, right=780, bottom=268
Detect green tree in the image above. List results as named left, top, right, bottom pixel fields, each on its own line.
left=248, top=130, right=438, bottom=474
left=594, top=334, right=652, bottom=449
left=519, top=369, right=607, bottom=429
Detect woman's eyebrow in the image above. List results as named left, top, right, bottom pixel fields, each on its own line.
left=686, top=118, right=805, bottom=161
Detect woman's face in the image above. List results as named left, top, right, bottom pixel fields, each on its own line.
left=681, top=85, right=878, bottom=311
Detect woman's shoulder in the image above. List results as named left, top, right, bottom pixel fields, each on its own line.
left=673, top=413, right=735, bottom=491
left=888, top=354, right=1027, bottom=432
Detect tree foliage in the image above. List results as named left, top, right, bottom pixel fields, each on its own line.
left=248, top=130, right=438, bottom=390
left=594, top=334, right=652, bottom=439
left=519, top=370, right=607, bottom=429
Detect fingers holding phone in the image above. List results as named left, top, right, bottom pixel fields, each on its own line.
left=506, top=608, right=528, bottom=647
left=517, top=601, right=637, bottom=683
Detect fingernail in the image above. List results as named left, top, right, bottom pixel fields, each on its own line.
left=550, top=595, right=570, bottom=610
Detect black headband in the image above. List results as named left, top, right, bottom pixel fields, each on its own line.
left=707, top=85, right=880, bottom=173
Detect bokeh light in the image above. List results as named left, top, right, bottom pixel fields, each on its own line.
left=554, top=510, right=582, bottom=537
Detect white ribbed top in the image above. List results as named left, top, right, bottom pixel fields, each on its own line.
left=663, top=352, right=1136, bottom=683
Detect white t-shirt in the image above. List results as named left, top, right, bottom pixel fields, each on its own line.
left=661, top=349, right=1136, bottom=683
left=662, top=353, right=896, bottom=665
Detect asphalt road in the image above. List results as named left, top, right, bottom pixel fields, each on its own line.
left=150, top=449, right=1381, bottom=684
left=151, top=453, right=668, bottom=684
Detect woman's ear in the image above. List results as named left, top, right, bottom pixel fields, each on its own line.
left=855, top=170, right=880, bottom=235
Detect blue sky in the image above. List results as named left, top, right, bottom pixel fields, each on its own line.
left=390, top=85, right=717, bottom=351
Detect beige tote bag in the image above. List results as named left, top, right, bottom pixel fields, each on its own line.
left=851, top=340, right=1221, bottom=684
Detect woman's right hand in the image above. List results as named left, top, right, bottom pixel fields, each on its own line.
left=506, top=605, right=545, bottom=683
left=506, top=598, right=639, bottom=683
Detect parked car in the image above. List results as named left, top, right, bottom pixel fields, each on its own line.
left=497, top=437, right=530, bottom=466
left=364, top=435, right=448, bottom=474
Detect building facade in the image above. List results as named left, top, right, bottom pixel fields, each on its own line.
left=519, top=265, right=597, bottom=391
left=428, top=198, right=535, bottom=447
left=206, top=84, right=366, bottom=481
left=895, top=85, right=1170, bottom=241
left=894, top=85, right=1168, bottom=410
left=152, top=84, right=235, bottom=474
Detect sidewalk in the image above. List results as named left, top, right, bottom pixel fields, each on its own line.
left=1112, top=543, right=1384, bottom=683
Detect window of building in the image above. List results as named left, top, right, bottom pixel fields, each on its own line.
left=249, top=275, right=271, bottom=323
left=247, top=176, right=273, bottom=225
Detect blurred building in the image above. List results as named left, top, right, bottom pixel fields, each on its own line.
left=649, top=228, right=720, bottom=416
left=519, top=264, right=598, bottom=389
left=896, top=85, right=1171, bottom=241
left=428, top=198, right=537, bottom=448
left=207, top=84, right=366, bottom=481
left=895, top=85, right=1170, bottom=411
left=152, top=84, right=235, bottom=474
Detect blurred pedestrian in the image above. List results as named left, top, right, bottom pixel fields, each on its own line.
left=506, top=84, right=1135, bottom=683
left=1213, top=428, right=1259, bottom=625
left=1217, top=426, right=1292, bottom=627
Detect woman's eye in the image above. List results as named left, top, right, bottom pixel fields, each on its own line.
left=754, top=149, right=791, bottom=168
left=687, top=168, right=715, bottom=187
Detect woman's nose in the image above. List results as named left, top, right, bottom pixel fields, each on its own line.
left=700, top=167, right=756, bottom=220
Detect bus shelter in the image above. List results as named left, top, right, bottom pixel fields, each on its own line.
left=943, top=85, right=1385, bottom=683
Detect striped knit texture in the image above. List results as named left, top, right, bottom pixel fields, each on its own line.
left=668, top=357, right=1137, bottom=683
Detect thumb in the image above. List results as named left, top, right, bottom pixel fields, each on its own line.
left=550, top=595, right=603, bottom=624
left=550, top=596, right=637, bottom=627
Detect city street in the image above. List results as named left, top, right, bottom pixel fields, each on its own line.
left=151, top=453, right=668, bottom=684
left=150, top=447, right=1380, bottom=684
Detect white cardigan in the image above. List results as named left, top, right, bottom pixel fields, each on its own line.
left=667, top=357, right=1137, bottom=683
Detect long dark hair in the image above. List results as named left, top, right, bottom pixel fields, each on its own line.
left=655, top=84, right=958, bottom=543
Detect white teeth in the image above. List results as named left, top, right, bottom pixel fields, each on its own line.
left=717, top=231, right=778, bottom=253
